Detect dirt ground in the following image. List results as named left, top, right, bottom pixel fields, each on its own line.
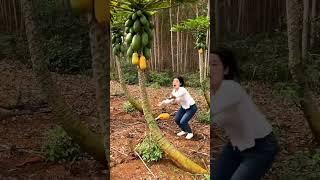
left=0, top=59, right=318, bottom=179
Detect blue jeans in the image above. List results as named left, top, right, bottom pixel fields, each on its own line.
left=175, top=104, right=197, bottom=133
left=211, top=132, right=279, bottom=180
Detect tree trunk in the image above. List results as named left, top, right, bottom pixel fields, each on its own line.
left=310, top=0, right=316, bottom=48
left=176, top=6, right=180, bottom=73
left=87, top=11, right=110, bottom=169
left=115, top=56, right=143, bottom=112
left=170, top=0, right=175, bottom=73
left=21, top=0, right=106, bottom=163
left=302, top=0, right=310, bottom=58
left=137, top=69, right=208, bottom=174
left=286, top=0, right=320, bottom=142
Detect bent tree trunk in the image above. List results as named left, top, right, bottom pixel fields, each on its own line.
left=115, top=56, right=143, bottom=112
left=137, top=69, right=208, bottom=174
left=22, top=0, right=105, bottom=163
left=286, top=0, right=320, bottom=142
left=88, top=13, right=110, bottom=168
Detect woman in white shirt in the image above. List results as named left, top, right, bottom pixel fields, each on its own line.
left=210, top=48, right=279, bottom=180
left=158, top=77, right=197, bottom=140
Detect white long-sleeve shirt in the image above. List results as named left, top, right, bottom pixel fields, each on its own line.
left=211, top=80, right=272, bottom=151
left=162, top=87, right=195, bottom=109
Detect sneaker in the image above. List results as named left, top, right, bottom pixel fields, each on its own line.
left=177, top=131, right=186, bottom=136
left=186, top=133, right=194, bottom=139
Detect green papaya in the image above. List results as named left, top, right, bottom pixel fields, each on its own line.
left=140, top=15, right=148, bottom=26
left=131, top=34, right=141, bottom=51
left=125, top=33, right=133, bottom=44
left=137, top=10, right=142, bottom=17
left=112, top=37, right=116, bottom=44
left=133, top=20, right=141, bottom=33
left=143, top=47, right=151, bottom=60
left=143, top=11, right=152, bottom=20
left=115, top=44, right=121, bottom=52
left=141, top=32, right=149, bottom=47
left=129, top=27, right=134, bottom=33
left=125, top=19, right=133, bottom=27
left=112, top=47, right=118, bottom=55
left=120, top=45, right=126, bottom=53
left=127, top=46, right=133, bottom=57
left=132, top=13, right=137, bottom=20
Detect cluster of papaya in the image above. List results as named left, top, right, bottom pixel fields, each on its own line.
left=112, top=28, right=126, bottom=57
left=125, top=9, right=154, bottom=70
left=195, top=32, right=207, bottom=53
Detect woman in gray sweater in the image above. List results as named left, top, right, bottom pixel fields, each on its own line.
left=210, top=48, right=279, bottom=180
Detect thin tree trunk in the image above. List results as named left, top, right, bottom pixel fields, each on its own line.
left=137, top=69, right=208, bottom=174
left=21, top=0, right=106, bottom=163
left=184, top=34, right=188, bottom=73
left=302, top=0, right=310, bottom=58
left=176, top=6, right=180, bottom=73
left=310, top=0, right=316, bottom=48
left=115, top=56, right=143, bottom=112
left=170, top=0, right=175, bottom=73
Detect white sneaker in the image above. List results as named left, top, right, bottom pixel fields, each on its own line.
left=177, top=131, right=186, bottom=136
left=186, top=133, right=194, bottom=139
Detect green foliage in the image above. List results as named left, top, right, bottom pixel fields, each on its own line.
left=278, top=149, right=320, bottom=179
left=121, top=58, right=139, bottom=84
left=197, top=110, right=210, bottom=124
left=223, top=32, right=290, bottom=82
left=136, top=134, right=163, bottom=163
left=171, top=16, right=209, bottom=33
left=0, top=33, right=30, bottom=64
left=42, top=126, right=82, bottom=162
left=123, top=101, right=136, bottom=113
left=183, top=72, right=201, bottom=87
left=203, top=174, right=210, bottom=180
left=149, top=82, right=161, bottom=89
left=147, top=71, right=172, bottom=86
left=273, top=82, right=300, bottom=102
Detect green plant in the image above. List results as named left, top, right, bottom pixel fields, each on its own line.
left=122, top=101, right=136, bottom=113
left=42, top=126, right=82, bottom=162
left=136, top=134, right=163, bottom=163
left=147, top=71, right=172, bottom=86
left=197, top=110, right=210, bottom=124
left=149, top=82, right=161, bottom=89
left=203, top=174, right=210, bottom=180
left=183, top=72, right=201, bottom=87
left=273, top=82, right=300, bottom=102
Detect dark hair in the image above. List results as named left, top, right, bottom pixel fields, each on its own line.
left=176, top=76, right=185, bottom=87
left=211, top=47, right=240, bottom=82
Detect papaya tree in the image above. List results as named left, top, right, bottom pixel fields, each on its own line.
left=111, top=13, right=143, bottom=112
left=21, top=0, right=107, bottom=165
left=286, top=0, right=320, bottom=142
left=112, top=0, right=208, bottom=174
left=171, top=16, right=210, bottom=107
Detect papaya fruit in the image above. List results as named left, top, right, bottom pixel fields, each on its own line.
left=137, top=10, right=143, bottom=16
left=125, top=27, right=130, bottom=33
left=129, top=27, right=134, bottom=33
left=143, top=47, right=151, bottom=60
left=141, top=32, right=149, bottom=47
left=132, top=52, right=139, bottom=65
left=198, top=48, right=203, bottom=54
left=155, top=113, right=170, bottom=120
left=125, top=19, right=133, bottom=27
left=139, top=55, right=147, bottom=70
left=133, top=20, right=141, bottom=33
left=132, top=13, right=137, bottom=20
left=69, top=0, right=92, bottom=14
left=127, top=46, right=133, bottom=57
left=143, top=11, right=152, bottom=20
left=94, top=0, right=109, bottom=25
left=125, top=33, right=133, bottom=44
left=112, top=47, right=118, bottom=55
left=131, top=34, right=141, bottom=52
left=120, top=45, right=126, bottom=53
left=140, top=15, right=148, bottom=26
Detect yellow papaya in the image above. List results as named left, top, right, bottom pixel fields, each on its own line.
left=132, top=53, right=139, bottom=65
left=139, top=55, right=147, bottom=70
left=198, top=48, right=203, bottom=54
left=155, top=113, right=170, bottom=120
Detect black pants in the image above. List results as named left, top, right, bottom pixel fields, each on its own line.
left=211, top=132, right=279, bottom=180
